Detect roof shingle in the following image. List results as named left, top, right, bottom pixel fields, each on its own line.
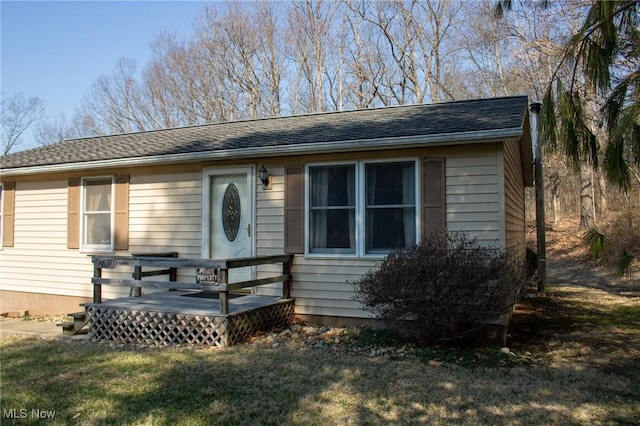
left=1, top=96, right=529, bottom=171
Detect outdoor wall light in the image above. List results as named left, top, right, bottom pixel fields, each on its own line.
left=258, top=165, right=271, bottom=189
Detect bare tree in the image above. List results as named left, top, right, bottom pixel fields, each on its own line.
left=128, top=3, right=287, bottom=126
left=1, top=92, right=46, bottom=154
left=184, top=36, right=231, bottom=122
left=255, top=2, right=285, bottom=117
left=78, top=58, right=149, bottom=135
left=137, top=32, right=192, bottom=128
left=340, top=8, right=386, bottom=108
left=460, top=0, right=602, bottom=229
left=34, top=114, right=82, bottom=146
left=456, top=0, right=586, bottom=100
left=455, top=0, right=516, bottom=97
left=345, top=0, right=460, bottom=105
left=288, top=0, right=338, bottom=113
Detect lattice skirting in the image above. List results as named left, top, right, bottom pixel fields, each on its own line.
left=87, top=299, right=295, bottom=347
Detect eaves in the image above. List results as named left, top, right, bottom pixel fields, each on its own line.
left=0, top=127, right=525, bottom=177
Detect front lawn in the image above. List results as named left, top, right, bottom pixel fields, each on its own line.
left=2, top=279, right=639, bottom=426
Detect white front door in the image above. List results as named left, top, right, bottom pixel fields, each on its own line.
left=205, top=168, right=254, bottom=284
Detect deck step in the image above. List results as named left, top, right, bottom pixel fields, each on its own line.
left=58, top=311, right=89, bottom=336
left=57, top=322, right=76, bottom=335
left=69, top=311, right=86, bottom=320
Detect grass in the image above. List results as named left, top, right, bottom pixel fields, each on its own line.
left=2, top=251, right=640, bottom=424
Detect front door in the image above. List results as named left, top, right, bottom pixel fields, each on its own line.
left=206, top=168, right=254, bottom=284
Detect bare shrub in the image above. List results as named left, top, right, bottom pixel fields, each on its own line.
left=586, top=209, right=640, bottom=277
left=352, top=232, right=527, bottom=343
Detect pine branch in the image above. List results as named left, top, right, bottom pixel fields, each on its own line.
left=567, top=1, right=638, bottom=96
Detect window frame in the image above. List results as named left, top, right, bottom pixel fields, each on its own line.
left=305, top=158, right=420, bottom=258
left=80, top=176, right=115, bottom=253
left=362, top=160, right=419, bottom=255
left=306, top=161, right=358, bottom=257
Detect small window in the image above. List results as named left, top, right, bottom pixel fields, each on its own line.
left=309, top=164, right=356, bottom=254
left=365, top=162, right=416, bottom=253
left=82, top=177, right=113, bottom=251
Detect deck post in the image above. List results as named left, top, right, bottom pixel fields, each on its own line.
left=282, top=256, right=292, bottom=299
left=93, top=264, right=102, bottom=303
left=219, top=268, right=229, bottom=315
left=132, top=266, right=143, bottom=297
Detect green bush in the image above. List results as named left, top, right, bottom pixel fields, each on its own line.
left=352, top=232, right=527, bottom=343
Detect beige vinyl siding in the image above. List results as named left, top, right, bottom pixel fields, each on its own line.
left=1, top=145, right=510, bottom=319
left=255, top=149, right=503, bottom=319
left=85, top=172, right=202, bottom=297
left=286, top=258, right=376, bottom=317
left=128, top=173, right=202, bottom=257
left=254, top=168, right=288, bottom=297
left=126, top=172, right=202, bottom=287
left=257, top=254, right=375, bottom=317
left=503, top=139, right=526, bottom=256
left=0, top=180, right=97, bottom=299
left=0, top=172, right=205, bottom=303
left=445, top=152, right=502, bottom=247
left=256, top=167, right=285, bottom=256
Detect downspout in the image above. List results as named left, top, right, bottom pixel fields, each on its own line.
left=530, top=102, right=546, bottom=292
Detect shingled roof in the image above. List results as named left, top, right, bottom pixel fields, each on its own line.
left=1, top=96, right=532, bottom=179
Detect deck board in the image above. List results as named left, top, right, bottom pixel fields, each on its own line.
left=93, top=291, right=283, bottom=316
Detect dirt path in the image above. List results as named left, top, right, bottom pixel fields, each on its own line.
left=510, top=219, right=640, bottom=368
left=544, top=219, right=640, bottom=296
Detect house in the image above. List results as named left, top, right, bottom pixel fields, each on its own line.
left=0, top=96, right=533, bottom=325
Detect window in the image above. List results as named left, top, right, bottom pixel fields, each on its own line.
left=82, top=177, right=113, bottom=251
left=307, top=160, right=417, bottom=256
left=309, top=164, right=356, bottom=254
left=365, top=162, right=416, bottom=253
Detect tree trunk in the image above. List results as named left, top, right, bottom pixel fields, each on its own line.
left=579, top=163, right=596, bottom=230
left=598, top=171, right=608, bottom=219
left=552, top=185, right=560, bottom=225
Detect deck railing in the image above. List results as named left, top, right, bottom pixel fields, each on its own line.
left=91, top=254, right=294, bottom=314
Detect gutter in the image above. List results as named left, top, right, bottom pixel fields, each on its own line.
left=0, top=127, right=524, bottom=177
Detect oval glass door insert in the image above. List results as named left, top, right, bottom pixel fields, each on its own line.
left=222, top=183, right=241, bottom=242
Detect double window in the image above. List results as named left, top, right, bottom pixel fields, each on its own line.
left=308, top=160, right=418, bottom=256
left=81, top=177, right=114, bottom=251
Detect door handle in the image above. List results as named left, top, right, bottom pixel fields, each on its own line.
left=247, top=223, right=251, bottom=237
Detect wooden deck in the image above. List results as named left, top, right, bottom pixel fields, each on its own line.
left=91, top=253, right=294, bottom=314
left=87, top=291, right=295, bottom=347
left=85, top=254, right=296, bottom=347
left=89, top=291, right=284, bottom=316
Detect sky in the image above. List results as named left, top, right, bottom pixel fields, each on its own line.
left=1, top=0, right=211, bottom=149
